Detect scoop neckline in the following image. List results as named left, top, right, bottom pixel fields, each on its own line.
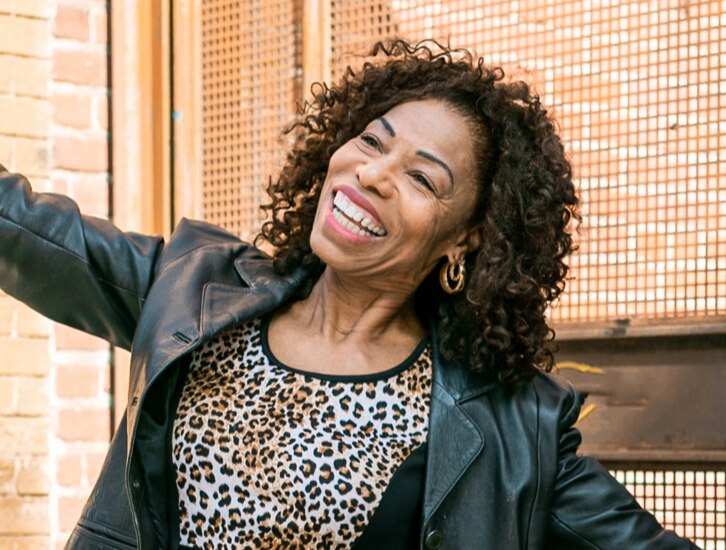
left=259, top=313, right=430, bottom=383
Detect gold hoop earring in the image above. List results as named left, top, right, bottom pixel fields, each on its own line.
left=439, top=257, right=466, bottom=294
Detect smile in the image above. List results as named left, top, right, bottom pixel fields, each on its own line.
left=332, top=192, right=387, bottom=237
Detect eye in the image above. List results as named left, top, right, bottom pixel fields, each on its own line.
left=410, top=172, right=435, bottom=192
left=359, top=133, right=381, bottom=150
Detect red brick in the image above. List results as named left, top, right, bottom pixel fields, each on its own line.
left=0, top=458, right=14, bottom=489
left=0, top=54, right=50, bottom=98
left=57, top=408, right=109, bottom=443
left=0, top=338, right=49, bottom=376
left=0, top=0, right=50, bottom=19
left=1, top=536, right=50, bottom=550
left=52, top=93, right=91, bottom=129
left=0, top=14, right=49, bottom=58
left=52, top=48, right=106, bottom=87
left=11, top=137, right=49, bottom=178
left=0, top=417, right=48, bottom=456
left=56, top=454, right=82, bottom=487
left=69, top=177, right=108, bottom=217
left=96, top=94, right=108, bottom=130
left=0, top=96, right=51, bottom=138
left=0, top=380, right=14, bottom=415
left=51, top=177, right=68, bottom=196
left=0, top=297, right=14, bottom=335
left=0, top=497, right=49, bottom=535
left=94, top=9, right=107, bottom=44
left=16, top=377, right=48, bottom=416
left=55, top=325, right=107, bottom=352
left=53, top=136, right=107, bottom=173
left=21, top=177, right=52, bottom=193
left=17, top=458, right=50, bottom=495
left=55, top=364, right=99, bottom=399
left=53, top=4, right=89, bottom=41
left=15, top=301, right=52, bottom=337
left=85, top=452, right=106, bottom=485
left=0, top=136, right=13, bottom=171
left=58, top=496, right=86, bottom=532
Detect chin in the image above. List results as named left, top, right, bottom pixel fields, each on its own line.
left=310, top=243, right=342, bottom=272
left=308, top=226, right=332, bottom=264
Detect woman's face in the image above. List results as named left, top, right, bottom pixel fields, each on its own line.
left=310, top=98, right=481, bottom=293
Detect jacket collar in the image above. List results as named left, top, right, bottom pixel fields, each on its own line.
left=199, top=254, right=311, bottom=339
left=428, top=317, right=502, bottom=401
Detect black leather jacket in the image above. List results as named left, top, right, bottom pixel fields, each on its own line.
left=0, top=167, right=698, bottom=549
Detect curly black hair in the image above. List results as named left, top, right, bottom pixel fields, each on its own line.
left=257, top=39, right=580, bottom=384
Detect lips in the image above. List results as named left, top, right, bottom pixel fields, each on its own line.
left=331, top=186, right=387, bottom=237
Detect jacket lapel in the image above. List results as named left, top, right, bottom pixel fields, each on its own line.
left=199, top=257, right=309, bottom=339
left=422, top=321, right=501, bottom=526
left=423, top=381, right=484, bottom=523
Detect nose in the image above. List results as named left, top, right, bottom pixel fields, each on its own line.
left=355, top=158, right=395, bottom=197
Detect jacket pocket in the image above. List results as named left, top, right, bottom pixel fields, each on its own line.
left=65, top=521, right=137, bottom=550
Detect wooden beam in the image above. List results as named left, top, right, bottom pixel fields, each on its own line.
left=302, top=0, right=331, bottom=99
left=171, top=0, right=203, bottom=223
left=111, top=0, right=171, bottom=238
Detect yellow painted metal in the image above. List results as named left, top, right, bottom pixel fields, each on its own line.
left=556, top=361, right=605, bottom=375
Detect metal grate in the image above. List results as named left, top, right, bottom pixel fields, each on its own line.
left=330, top=0, right=395, bottom=76
left=326, top=0, right=726, bottom=328
left=609, top=466, right=726, bottom=548
left=201, top=0, right=301, bottom=239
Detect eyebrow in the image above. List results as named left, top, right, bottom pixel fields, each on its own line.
left=416, top=150, right=454, bottom=187
left=377, top=117, right=454, bottom=187
left=379, top=117, right=396, bottom=137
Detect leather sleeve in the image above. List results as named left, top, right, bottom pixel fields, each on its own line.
left=0, top=165, right=164, bottom=350
left=546, top=386, right=701, bottom=549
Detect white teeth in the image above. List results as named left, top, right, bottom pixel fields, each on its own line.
left=333, top=207, right=373, bottom=237
left=332, top=192, right=386, bottom=236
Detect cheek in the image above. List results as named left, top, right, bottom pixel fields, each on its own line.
left=400, top=202, right=454, bottom=254
left=326, top=141, right=357, bottom=174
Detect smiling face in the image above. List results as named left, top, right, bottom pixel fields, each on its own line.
left=309, top=99, right=482, bottom=294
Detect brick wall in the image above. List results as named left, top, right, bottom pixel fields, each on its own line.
left=0, top=0, right=111, bottom=548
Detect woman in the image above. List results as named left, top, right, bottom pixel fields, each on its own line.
left=0, top=40, right=696, bottom=549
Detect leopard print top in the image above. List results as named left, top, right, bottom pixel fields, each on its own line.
left=171, top=316, right=432, bottom=549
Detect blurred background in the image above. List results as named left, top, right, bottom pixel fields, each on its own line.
left=0, top=0, right=723, bottom=547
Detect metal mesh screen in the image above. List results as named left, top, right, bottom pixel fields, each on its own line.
left=327, top=0, right=726, bottom=327
left=330, top=0, right=395, bottom=70
left=609, top=466, right=726, bottom=548
left=201, top=0, right=301, bottom=239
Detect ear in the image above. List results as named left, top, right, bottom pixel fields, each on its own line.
left=447, top=225, right=482, bottom=260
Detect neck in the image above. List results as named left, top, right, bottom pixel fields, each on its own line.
left=291, top=267, right=426, bottom=344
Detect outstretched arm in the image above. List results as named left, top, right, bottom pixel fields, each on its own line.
left=0, top=165, right=164, bottom=349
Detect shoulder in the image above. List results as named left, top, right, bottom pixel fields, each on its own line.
left=527, top=370, right=585, bottom=431
left=151, top=218, right=309, bottom=293
left=470, top=370, right=583, bottom=432
left=159, top=218, right=268, bottom=267
left=167, top=217, right=248, bottom=252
